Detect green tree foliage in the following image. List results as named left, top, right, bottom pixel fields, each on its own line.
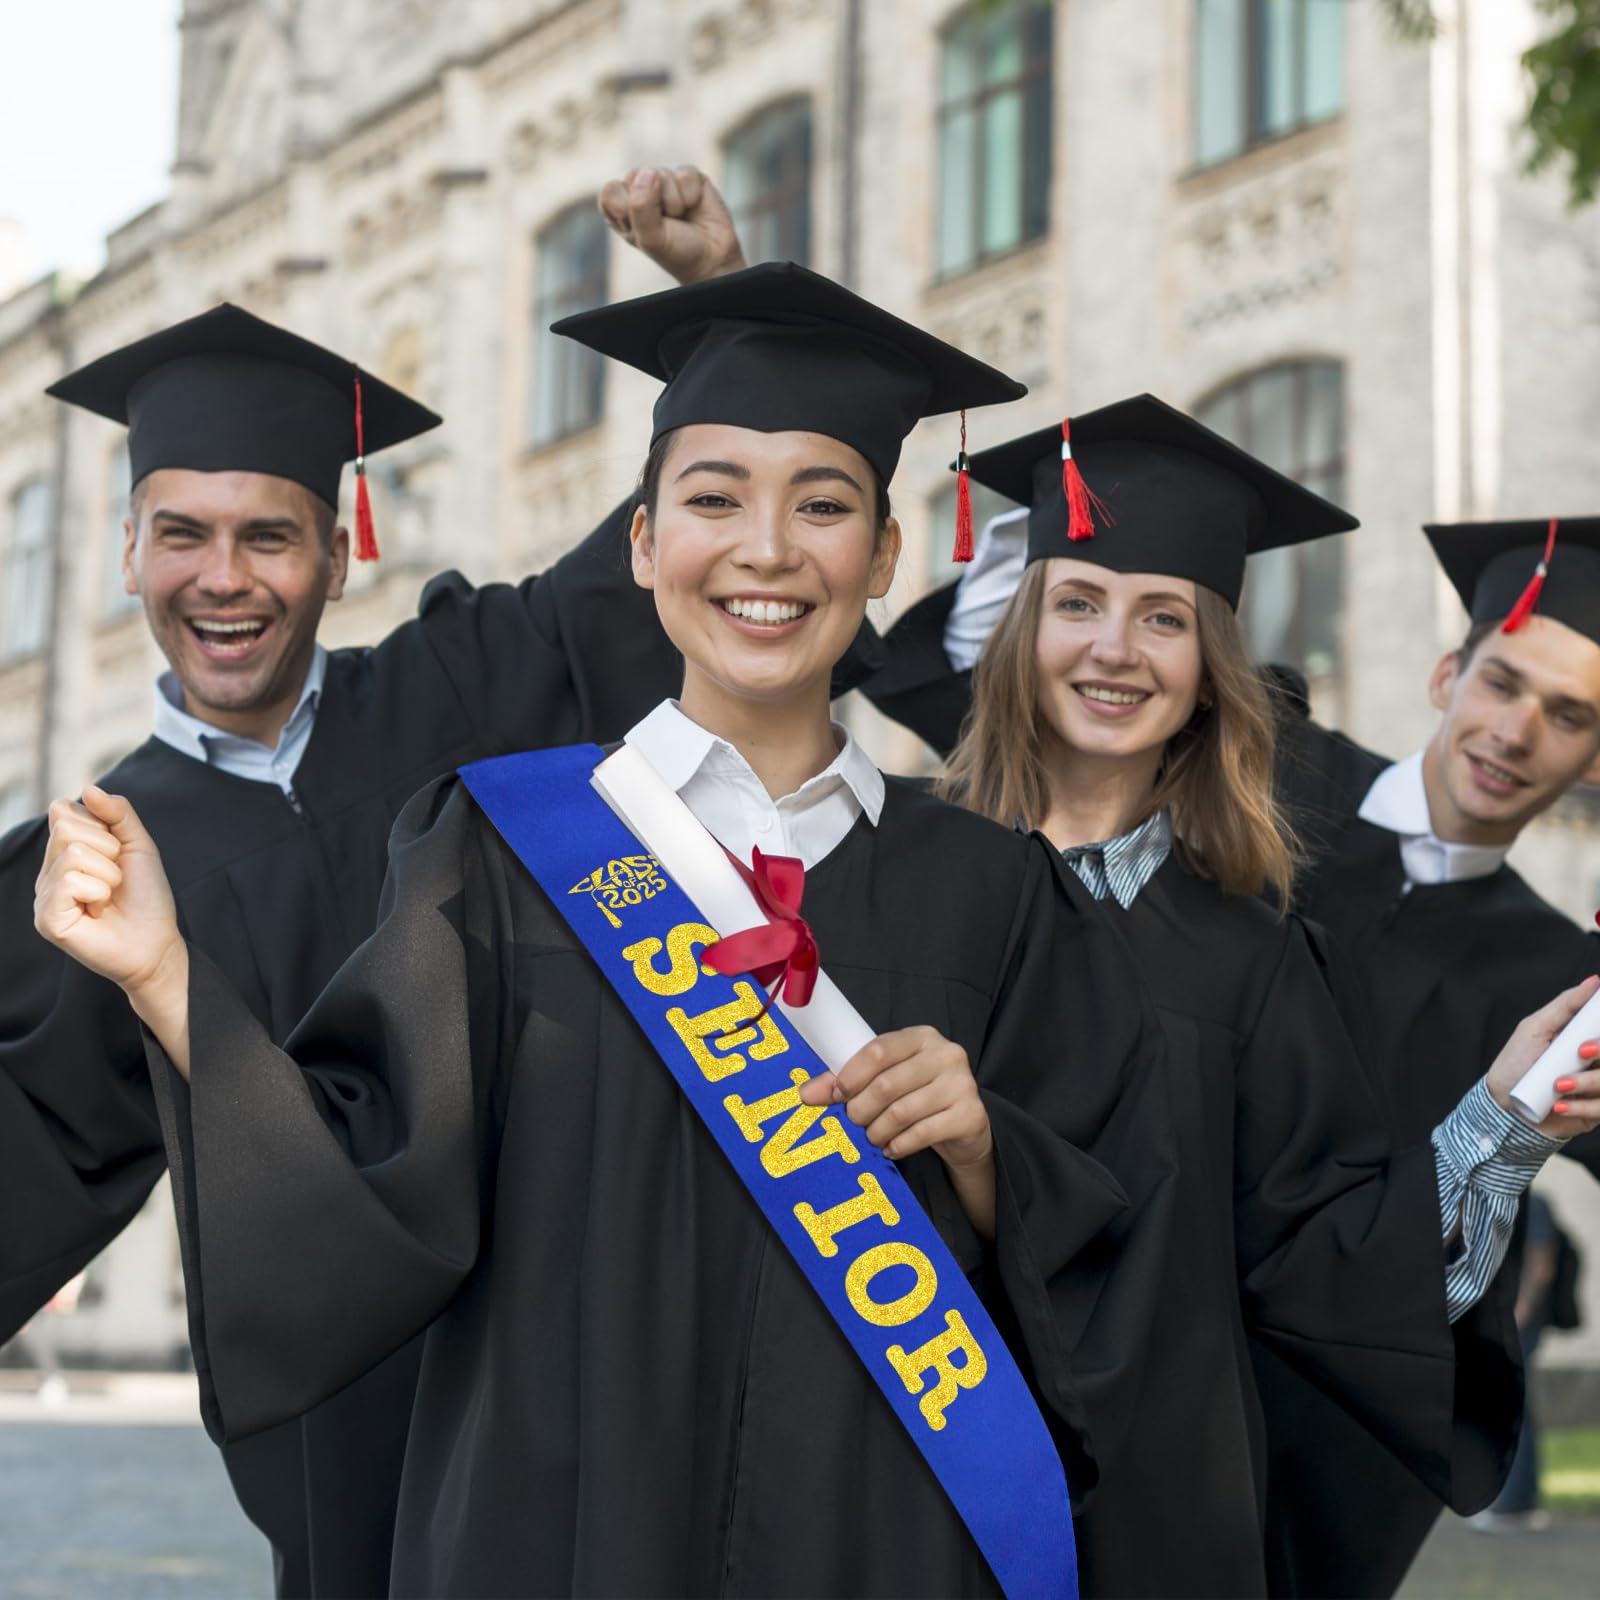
left=1523, top=0, right=1600, bottom=205
left=1379, top=0, right=1600, bottom=207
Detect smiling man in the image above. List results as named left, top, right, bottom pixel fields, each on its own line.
left=1254, top=517, right=1600, bottom=1600
left=1, top=166, right=764, bottom=1598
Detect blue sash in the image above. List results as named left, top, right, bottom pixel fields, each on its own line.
left=461, top=744, right=1078, bottom=1600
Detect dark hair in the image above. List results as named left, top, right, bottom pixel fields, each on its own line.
left=634, top=427, right=893, bottom=537
left=1456, top=618, right=1498, bottom=667
left=129, top=475, right=338, bottom=550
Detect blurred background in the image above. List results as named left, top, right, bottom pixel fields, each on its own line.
left=5, top=1, right=1600, bottom=1594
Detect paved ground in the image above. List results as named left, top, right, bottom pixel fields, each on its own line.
left=0, top=1373, right=269, bottom=1600
left=1401, top=1509, right=1600, bottom=1599
left=6, top=1369, right=1600, bottom=1599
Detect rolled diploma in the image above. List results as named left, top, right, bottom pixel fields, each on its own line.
left=592, top=743, right=876, bottom=1072
left=1508, top=986, right=1600, bottom=1124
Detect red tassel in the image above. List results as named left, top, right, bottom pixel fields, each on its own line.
left=953, top=409, right=975, bottom=563
left=355, top=472, right=378, bottom=562
left=353, top=374, right=379, bottom=563
left=1502, top=517, right=1559, bottom=633
left=1061, top=418, right=1109, bottom=542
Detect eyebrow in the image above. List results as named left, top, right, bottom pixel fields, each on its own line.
left=672, top=460, right=864, bottom=494
left=1047, top=577, right=1194, bottom=609
left=150, top=509, right=304, bottom=534
left=1480, top=655, right=1598, bottom=718
left=790, top=465, right=864, bottom=493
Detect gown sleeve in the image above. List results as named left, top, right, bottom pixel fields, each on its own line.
left=1236, top=914, right=1518, bottom=1511
left=149, top=777, right=510, bottom=1442
left=938, top=839, right=1178, bottom=1508
left=413, top=500, right=886, bottom=756
left=0, top=817, right=165, bottom=1338
left=856, top=580, right=972, bottom=760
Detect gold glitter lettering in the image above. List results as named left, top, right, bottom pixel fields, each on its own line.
left=886, top=1311, right=989, bottom=1431
left=794, top=1174, right=900, bottom=1258
left=724, top=1069, right=861, bottom=1176
left=844, top=1241, right=939, bottom=1327
left=666, top=984, right=788, bottom=1083
left=623, top=922, right=720, bottom=997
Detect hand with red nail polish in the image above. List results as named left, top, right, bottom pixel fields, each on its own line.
left=1486, top=976, right=1600, bottom=1138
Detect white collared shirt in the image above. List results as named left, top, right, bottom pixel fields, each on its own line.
left=624, top=699, right=885, bottom=870
left=150, top=646, right=328, bottom=800
left=1357, top=751, right=1510, bottom=887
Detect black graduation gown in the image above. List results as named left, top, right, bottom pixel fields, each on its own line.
left=147, top=773, right=1176, bottom=1598
left=858, top=610, right=1533, bottom=1593
left=1252, top=712, right=1599, bottom=1598
left=1057, top=857, right=1485, bottom=1599
left=0, top=502, right=705, bottom=1597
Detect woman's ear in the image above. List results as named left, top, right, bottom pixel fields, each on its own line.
left=629, top=503, right=656, bottom=590
left=868, top=516, right=902, bottom=600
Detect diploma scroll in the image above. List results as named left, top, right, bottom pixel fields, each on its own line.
left=592, top=743, right=878, bottom=1073
left=1508, top=987, right=1600, bottom=1124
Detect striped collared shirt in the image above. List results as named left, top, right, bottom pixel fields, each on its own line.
left=150, top=646, right=327, bottom=801
left=1058, top=809, right=1173, bottom=909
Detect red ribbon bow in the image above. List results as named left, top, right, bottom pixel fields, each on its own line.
left=702, top=847, right=819, bottom=1017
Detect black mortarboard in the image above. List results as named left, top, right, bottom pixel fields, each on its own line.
left=1425, top=517, right=1600, bottom=644
left=963, top=393, right=1359, bottom=608
left=47, top=304, right=441, bottom=559
left=552, top=261, right=1025, bottom=490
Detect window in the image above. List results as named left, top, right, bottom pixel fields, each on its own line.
left=928, top=478, right=1021, bottom=586
left=529, top=204, right=608, bottom=447
left=1195, top=361, right=1346, bottom=692
left=102, top=448, right=138, bottom=619
left=936, top=0, right=1054, bottom=278
left=724, top=99, right=813, bottom=267
left=1194, top=0, right=1344, bottom=168
left=2, top=478, right=55, bottom=661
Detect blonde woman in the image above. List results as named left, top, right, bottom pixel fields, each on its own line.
left=930, top=395, right=1600, bottom=1598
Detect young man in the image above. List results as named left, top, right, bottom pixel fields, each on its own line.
left=0, top=167, right=790, bottom=1597
left=860, top=509, right=1600, bottom=1596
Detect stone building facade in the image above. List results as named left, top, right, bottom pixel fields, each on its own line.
left=6, top=0, right=1600, bottom=1362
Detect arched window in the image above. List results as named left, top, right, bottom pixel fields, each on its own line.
left=1194, top=0, right=1345, bottom=168
left=936, top=0, right=1054, bottom=278
left=1195, top=361, right=1346, bottom=693
left=529, top=204, right=609, bottom=447
left=724, top=98, right=813, bottom=267
left=2, top=478, right=56, bottom=661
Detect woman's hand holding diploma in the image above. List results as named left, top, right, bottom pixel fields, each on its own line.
left=34, top=786, right=191, bottom=1077
left=800, top=1027, right=996, bottom=1238
left=1485, top=973, right=1600, bottom=1139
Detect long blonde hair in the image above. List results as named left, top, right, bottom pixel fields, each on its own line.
left=938, top=561, right=1298, bottom=901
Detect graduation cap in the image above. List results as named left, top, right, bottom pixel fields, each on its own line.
left=552, top=260, right=1025, bottom=544
left=47, top=304, right=442, bottom=561
left=962, top=393, right=1360, bottom=608
left=1424, top=518, right=1600, bottom=644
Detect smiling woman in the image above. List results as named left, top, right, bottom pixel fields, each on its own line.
left=904, top=392, right=1586, bottom=1597
left=33, top=264, right=1186, bottom=1597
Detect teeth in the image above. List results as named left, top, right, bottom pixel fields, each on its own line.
left=1078, top=685, right=1147, bottom=705
left=722, top=598, right=808, bottom=624
left=193, top=619, right=266, bottom=635
left=1476, top=758, right=1519, bottom=784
